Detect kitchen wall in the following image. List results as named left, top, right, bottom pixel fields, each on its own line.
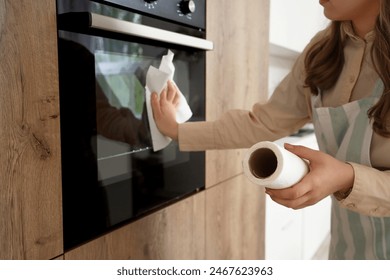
left=268, top=0, right=329, bottom=97
left=270, top=0, right=329, bottom=53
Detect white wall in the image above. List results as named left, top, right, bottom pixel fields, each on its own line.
left=268, top=1, right=329, bottom=98
left=268, top=45, right=298, bottom=98
left=270, top=0, right=329, bottom=52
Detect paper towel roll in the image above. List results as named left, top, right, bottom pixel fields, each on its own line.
left=242, top=141, right=309, bottom=189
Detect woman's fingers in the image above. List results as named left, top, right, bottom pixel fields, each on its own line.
left=151, top=92, right=162, bottom=119
left=166, top=80, right=177, bottom=101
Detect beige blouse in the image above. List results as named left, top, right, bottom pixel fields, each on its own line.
left=177, top=22, right=390, bottom=217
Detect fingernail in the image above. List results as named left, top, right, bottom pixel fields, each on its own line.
left=284, top=143, right=294, bottom=150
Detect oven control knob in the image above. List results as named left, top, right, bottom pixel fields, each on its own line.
left=180, top=0, right=196, bottom=15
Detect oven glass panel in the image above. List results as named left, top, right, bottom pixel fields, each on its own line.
left=58, top=31, right=205, bottom=250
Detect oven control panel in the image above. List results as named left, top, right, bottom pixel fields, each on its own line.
left=100, top=0, right=205, bottom=29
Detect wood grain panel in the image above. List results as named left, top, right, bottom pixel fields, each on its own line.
left=64, top=192, right=205, bottom=259
left=205, top=0, right=270, bottom=187
left=205, top=175, right=265, bottom=259
left=0, top=0, right=63, bottom=259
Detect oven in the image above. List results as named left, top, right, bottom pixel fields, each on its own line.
left=56, top=0, right=212, bottom=250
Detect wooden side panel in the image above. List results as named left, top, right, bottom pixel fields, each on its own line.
left=64, top=192, right=205, bottom=259
left=205, top=0, right=270, bottom=187
left=203, top=0, right=269, bottom=260
left=205, top=175, right=265, bottom=259
left=0, top=0, right=63, bottom=259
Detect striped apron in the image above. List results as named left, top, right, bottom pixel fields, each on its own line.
left=311, top=80, right=390, bottom=259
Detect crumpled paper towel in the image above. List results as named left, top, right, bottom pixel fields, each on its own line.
left=145, top=50, right=192, bottom=151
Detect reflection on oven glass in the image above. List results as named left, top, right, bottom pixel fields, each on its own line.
left=95, top=51, right=153, bottom=150
left=92, top=50, right=191, bottom=189
left=95, top=52, right=148, bottom=117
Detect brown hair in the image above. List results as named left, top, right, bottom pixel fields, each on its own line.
left=304, top=1, right=390, bottom=137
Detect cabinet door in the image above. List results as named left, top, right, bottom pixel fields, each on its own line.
left=0, top=0, right=63, bottom=259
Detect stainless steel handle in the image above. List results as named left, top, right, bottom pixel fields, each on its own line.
left=90, top=13, right=213, bottom=51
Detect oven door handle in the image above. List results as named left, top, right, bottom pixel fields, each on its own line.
left=58, top=12, right=214, bottom=51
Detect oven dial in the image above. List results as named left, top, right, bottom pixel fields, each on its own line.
left=179, top=0, right=196, bottom=15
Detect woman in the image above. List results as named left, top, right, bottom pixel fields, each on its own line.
left=151, top=0, right=390, bottom=259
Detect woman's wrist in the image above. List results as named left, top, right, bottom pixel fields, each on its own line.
left=165, top=123, right=178, bottom=141
left=334, top=162, right=354, bottom=200
left=171, top=123, right=179, bottom=141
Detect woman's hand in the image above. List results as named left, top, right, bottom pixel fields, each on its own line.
left=265, top=143, right=355, bottom=209
left=151, top=80, right=180, bottom=141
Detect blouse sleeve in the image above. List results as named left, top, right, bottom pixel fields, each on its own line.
left=178, top=51, right=313, bottom=151
left=339, top=162, right=390, bottom=217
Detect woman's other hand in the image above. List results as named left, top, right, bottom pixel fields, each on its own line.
left=151, top=80, right=180, bottom=141
left=265, top=143, right=355, bottom=209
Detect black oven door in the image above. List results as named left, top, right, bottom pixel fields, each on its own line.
left=57, top=10, right=211, bottom=250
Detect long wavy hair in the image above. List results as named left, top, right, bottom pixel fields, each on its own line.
left=304, top=0, right=390, bottom=137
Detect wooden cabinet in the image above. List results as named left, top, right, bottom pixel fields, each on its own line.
left=206, top=0, right=270, bottom=187
left=0, top=0, right=63, bottom=259
left=203, top=0, right=268, bottom=259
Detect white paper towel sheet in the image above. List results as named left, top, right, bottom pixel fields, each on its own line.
left=242, top=141, right=309, bottom=189
left=145, top=50, right=192, bottom=151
